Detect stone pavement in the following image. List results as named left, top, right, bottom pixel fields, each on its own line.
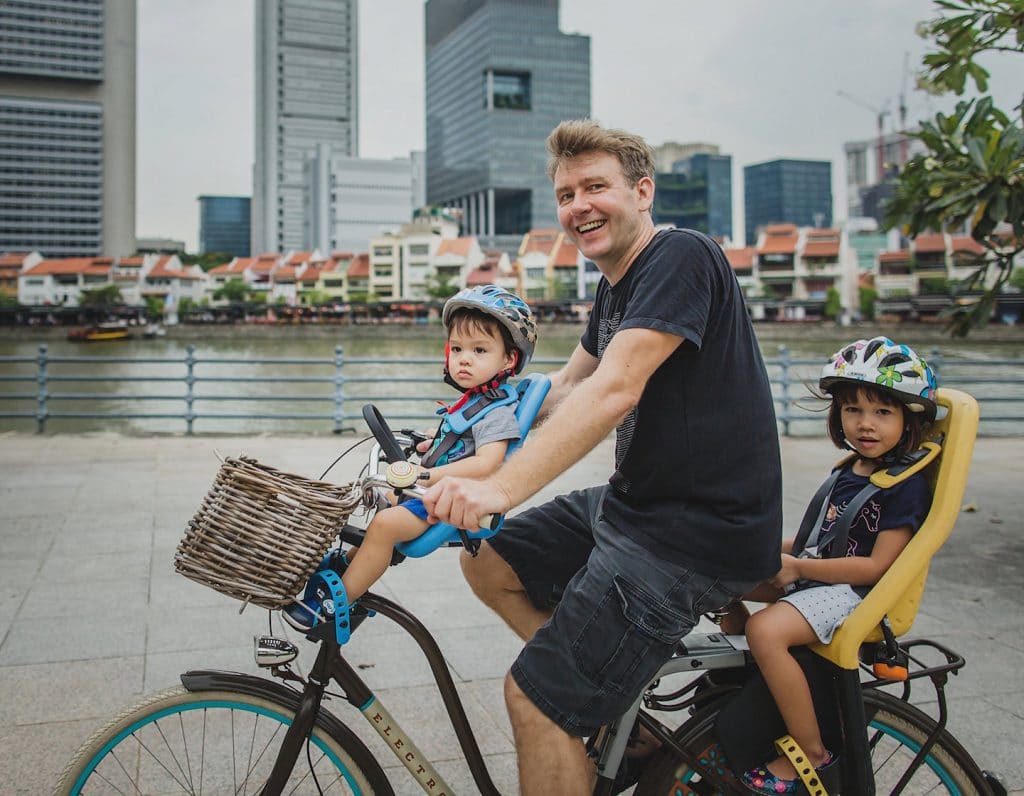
left=0, top=432, right=1021, bottom=794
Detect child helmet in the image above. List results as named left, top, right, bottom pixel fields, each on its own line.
left=820, top=336, right=937, bottom=420
left=442, top=284, right=537, bottom=375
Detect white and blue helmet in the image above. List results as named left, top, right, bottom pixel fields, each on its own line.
left=820, top=336, right=938, bottom=420
left=442, top=285, right=537, bottom=375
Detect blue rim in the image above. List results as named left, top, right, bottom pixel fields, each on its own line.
left=71, top=697, right=362, bottom=794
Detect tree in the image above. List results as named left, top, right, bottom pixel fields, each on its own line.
left=79, top=284, right=123, bottom=307
left=213, top=278, right=249, bottom=303
left=424, top=272, right=460, bottom=300
left=824, top=287, right=842, bottom=319
left=1010, top=266, right=1024, bottom=290
left=859, top=286, right=878, bottom=320
left=885, top=0, right=1024, bottom=337
left=144, top=296, right=164, bottom=319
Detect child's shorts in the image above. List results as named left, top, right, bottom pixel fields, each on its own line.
left=780, top=584, right=862, bottom=644
left=397, top=497, right=429, bottom=520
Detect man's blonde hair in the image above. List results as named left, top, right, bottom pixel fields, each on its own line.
left=546, top=119, right=656, bottom=186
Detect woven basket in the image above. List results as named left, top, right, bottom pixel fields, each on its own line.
left=175, top=456, right=362, bottom=609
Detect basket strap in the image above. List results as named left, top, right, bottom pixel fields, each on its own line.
left=305, top=568, right=351, bottom=645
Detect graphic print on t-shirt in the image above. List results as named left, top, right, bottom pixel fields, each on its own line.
left=596, top=308, right=636, bottom=479
left=823, top=497, right=882, bottom=556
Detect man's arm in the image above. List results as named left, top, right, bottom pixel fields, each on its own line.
left=534, top=342, right=598, bottom=421
left=422, top=327, right=682, bottom=529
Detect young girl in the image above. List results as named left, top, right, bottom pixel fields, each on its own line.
left=735, top=336, right=937, bottom=795
left=283, top=285, right=537, bottom=632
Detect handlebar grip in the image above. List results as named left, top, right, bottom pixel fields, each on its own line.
left=479, top=514, right=500, bottom=532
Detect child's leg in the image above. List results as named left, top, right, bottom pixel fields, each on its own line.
left=717, top=581, right=784, bottom=634
left=342, top=507, right=428, bottom=602
left=746, top=601, right=829, bottom=776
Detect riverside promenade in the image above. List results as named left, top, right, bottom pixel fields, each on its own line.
left=0, top=431, right=1021, bottom=793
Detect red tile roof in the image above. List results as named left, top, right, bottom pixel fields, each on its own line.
left=347, top=254, right=369, bottom=278
left=25, top=258, right=112, bottom=276
left=519, top=228, right=562, bottom=256
left=879, top=250, right=912, bottom=264
left=913, top=233, right=946, bottom=254
left=724, top=247, right=755, bottom=269
left=436, top=237, right=476, bottom=257
left=552, top=241, right=579, bottom=268
left=148, top=256, right=201, bottom=280
left=0, top=253, right=30, bottom=266
left=758, top=227, right=798, bottom=255
left=951, top=236, right=984, bottom=255
left=209, top=257, right=251, bottom=275
left=273, top=265, right=298, bottom=282
left=467, top=265, right=496, bottom=285
left=118, top=256, right=145, bottom=267
left=288, top=251, right=313, bottom=265
left=803, top=240, right=840, bottom=258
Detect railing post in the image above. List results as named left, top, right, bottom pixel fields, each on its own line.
left=36, top=344, right=48, bottom=434
left=929, top=347, right=943, bottom=385
left=184, top=345, right=197, bottom=434
left=778, top=344, right=791, bottom=437
left=333, top=345, right=345, bottom=434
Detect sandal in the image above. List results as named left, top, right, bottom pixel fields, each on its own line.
left=741, top=750, right=837, bottom=795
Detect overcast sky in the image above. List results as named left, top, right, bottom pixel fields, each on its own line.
left=137, top=0, right=1020, bottom=250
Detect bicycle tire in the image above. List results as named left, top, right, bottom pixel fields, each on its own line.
left=54, top=683, right=394, bottom=795
left=635, top=689, right=990, bottom=795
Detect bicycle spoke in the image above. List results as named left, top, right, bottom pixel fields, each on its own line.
left=179, top=710, right=196, bottom=793
left=153, top=720, right=196, bottom=789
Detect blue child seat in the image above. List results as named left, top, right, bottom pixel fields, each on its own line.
left=395, top=372, right=551, bottom=558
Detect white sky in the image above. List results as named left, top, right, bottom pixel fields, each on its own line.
left=137, top=0, right=1020, bottom=250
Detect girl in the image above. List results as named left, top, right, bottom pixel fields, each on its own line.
left=735, top=336, right=937, bottom=795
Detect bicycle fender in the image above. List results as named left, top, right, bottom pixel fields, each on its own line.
left=180, top=670, right=359, bottom=746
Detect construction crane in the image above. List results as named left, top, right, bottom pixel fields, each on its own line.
left=837, top=90, right=890, bottom=182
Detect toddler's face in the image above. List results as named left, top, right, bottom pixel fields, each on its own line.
left=447, top=326, right=514, bottom=389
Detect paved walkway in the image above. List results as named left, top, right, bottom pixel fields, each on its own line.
left=0, top=432, right=1021, bottom=794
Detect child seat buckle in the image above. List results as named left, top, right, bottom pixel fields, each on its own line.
left=871, top=616, right=909, bottom=681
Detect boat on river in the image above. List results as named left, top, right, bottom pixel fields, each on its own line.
left=67, top=322, right=132, bottom=342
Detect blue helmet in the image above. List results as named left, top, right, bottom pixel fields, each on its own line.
left=442, top=285, right=537, bottom=375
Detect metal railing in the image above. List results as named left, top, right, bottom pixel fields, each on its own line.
left=1, top=345, right=1021, bottom=435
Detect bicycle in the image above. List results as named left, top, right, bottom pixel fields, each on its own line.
left=55, top=387, right=1007, bottom=795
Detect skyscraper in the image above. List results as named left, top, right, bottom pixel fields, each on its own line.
left=744, top=159, right=832, bottom=245
left=425, top=0, right=590, bottom=251
left=252, top=0, right=358, bottom=254
left=0, top=0, right=136, bottom=257
left=199, top=196, right=251, bottom=256
left=653, top=152, right=733, bottom=240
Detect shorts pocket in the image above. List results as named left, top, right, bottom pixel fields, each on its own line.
left=570, top=574, right=694, bottom=694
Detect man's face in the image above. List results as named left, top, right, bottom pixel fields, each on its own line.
left=553, top=150, right=653, bottom=273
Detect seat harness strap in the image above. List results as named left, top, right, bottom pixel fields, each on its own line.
left=420, top=384, right=519, bottom=469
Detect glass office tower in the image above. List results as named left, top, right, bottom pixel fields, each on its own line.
left=425, top=0, right=590, bottom=251
left=199, top=196, right=251, bottom=256
left=744, top=159, right=832, bottom=246
left=653, top=153, right=733, bottom=240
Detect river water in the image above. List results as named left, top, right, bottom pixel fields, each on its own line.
left=1, top=322, right=1021, bottom=435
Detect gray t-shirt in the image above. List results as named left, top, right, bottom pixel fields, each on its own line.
left=431, top=403, right=520, bottom=465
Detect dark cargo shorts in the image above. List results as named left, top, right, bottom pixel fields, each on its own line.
left=489, top=485, right=755, bottom=737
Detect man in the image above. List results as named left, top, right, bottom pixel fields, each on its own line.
left=423, top=119, right=782, bottom=794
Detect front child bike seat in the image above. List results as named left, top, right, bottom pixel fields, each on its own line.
left=395, top=372, right=551, bottom=558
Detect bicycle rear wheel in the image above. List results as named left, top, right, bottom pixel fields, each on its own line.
left=55, top=684, right=393, bottom=795
left=636, top=690, right=990, bottom=795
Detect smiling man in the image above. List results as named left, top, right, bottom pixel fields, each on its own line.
left=423, top=119, right=783, bottom=794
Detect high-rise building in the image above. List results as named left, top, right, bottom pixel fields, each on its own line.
left=425, top=0, right=590, bottom=252
left=843, top=130, right=923, bottom=223
left=653, top=153, right=733, bottom=240
left=198, top=196, right=251, bottom=256
left=0, top=0, right=136, bottom=258
left=744, top=159, right=832, bottom=246
left=253, top=0, right=358, bottom=254
left=304, top=145, right=413, bottom=256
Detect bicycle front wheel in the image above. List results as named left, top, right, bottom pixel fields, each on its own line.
left=636, top=690, right=990, bottom=795
left=55, top=684, right=393, bottom=795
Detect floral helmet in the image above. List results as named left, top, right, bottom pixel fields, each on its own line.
left=819, top=336, right=938, bottom=421
left=442, top=285, right=537, bottom=380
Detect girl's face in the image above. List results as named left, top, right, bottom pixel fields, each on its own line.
left=840, top=390, right=905, bottom=461
left=447, top=323, right=514, bottom=390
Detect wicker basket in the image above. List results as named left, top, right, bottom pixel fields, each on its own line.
left=175, top=456, right=362, bottom=609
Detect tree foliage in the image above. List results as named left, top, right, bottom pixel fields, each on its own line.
left=79, top=284, right=123, bottom=307
left=213, top=278, right=249, bottom=303
left=424, top=272, right=460, bottom=300
left=885, top=0, right=1024, bottom=336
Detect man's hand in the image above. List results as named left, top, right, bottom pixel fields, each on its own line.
left=768, top=554, right=802, bottom=590
left=422, top=476, right=513, bottom=530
